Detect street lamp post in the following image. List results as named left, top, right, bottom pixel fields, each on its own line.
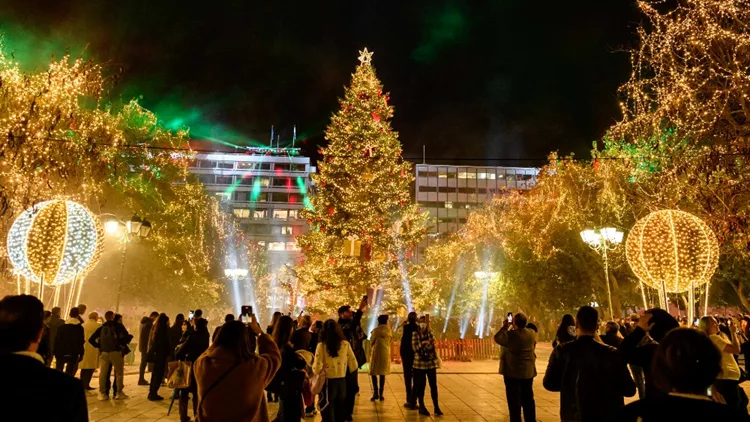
left=580, top=228, right=623, bottom=320
left=103, top=214, right=152, bottom=313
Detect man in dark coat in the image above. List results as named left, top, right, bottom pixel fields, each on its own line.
left=47, top=306, right=65, bottom=362
left=601, top=321, right=623, bottom=348
left=138, top=311, right=158, bottom=385
left=494, top=312, right=538, bottom=422
left=618, top=308, right=679, bottom=399
left=400, top=311, right=419, bottom=409
left=0, top=295, right=88, bottom=422
left=543, top=306, right=636, bottom=422
left=54, top=307, right=85, bottom=377
left=338, top=297, right=368, bottom=421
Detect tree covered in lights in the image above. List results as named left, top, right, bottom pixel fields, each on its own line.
left=297, top=49, right=428, bottom=313
left=0, top=45, right=227, bottom=311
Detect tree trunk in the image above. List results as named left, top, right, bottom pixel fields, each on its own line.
left=607, top=270, right=623, bottom=319
left=729, top=279, right=750, bottom=313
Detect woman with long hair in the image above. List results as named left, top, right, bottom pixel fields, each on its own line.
left=553, top=314, right=576, bottom=348
left=148, top=313, right=171, bottom=401
left=312, top=319, right=358, bottom=422
left=194, top=318, right=282, bottom=421
left=270, top=315, right=306, bottom=421
left=369, top=314, right=392, bottom=401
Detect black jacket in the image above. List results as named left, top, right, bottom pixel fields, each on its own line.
left=544, top=336, right=636, bottom=422
left=139, top=317, right=154, bottom=354
left=601, top=332, right=623, bottom=348
left=148, top=326, right=171, bottom=363
left=400, top=321, right=418, bottom=358
left=55, top=319, right=85, bottom=358
left=0, top=353, right=88, bottom=422
left=339, top=310, right=366, bottom=368
left=309, top=332, right=319, bottom=354
left=48, top=314, right=65, bottom=353
left=168, top=324, right=183, bottom=358
left=618, top=327, right=659, bottom=398
left=175, top=329, right=210, bottom=362
left=89, top=321, right=131, bottom=352
left=618, top=394, right=750, bottom=421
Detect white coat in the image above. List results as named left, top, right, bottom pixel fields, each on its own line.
left=80, top=319, right=101, bottom=369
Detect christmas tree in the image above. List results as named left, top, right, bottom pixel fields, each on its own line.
left=297, top=48, right=428, bottom=313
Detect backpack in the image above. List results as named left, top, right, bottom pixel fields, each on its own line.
left=100, top=324, right=119, bottom=352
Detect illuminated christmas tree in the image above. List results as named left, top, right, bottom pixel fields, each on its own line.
left=297, top=48, right=428, bottom=313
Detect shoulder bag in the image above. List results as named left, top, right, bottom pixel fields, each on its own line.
left=197, top=360, right=242, bottom=415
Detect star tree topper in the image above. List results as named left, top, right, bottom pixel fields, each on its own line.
left=358, top=47, right=374, bottom=66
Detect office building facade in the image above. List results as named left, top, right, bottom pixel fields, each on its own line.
left=414, top=163, right=539, bottom=261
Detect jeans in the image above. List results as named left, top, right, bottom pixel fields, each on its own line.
left=504, top=377, right=536, bottom=422
left=105, top=365, right=118, bottom=396
left=320, top=377, right=347, bottom=422
left=343, top=370, right=358, bottom=420
left=149, top=358, right=167, bottom=397
left=55, top=355, right=79, bottom=377
left=413, top=368, right=439, bottom=409
left=99, top=351, right=124, bottom=395
left=371, top=375, right=385, bottom=397
left=401, top=354, right=415, bottom=405
left=630, top=364, right=646, bottom=399
left=80, top=368, right=95, bottom=388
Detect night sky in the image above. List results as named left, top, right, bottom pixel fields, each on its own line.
left=0, top=0, right=640, bottom=165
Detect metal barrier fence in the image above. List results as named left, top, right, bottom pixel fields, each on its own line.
left=390, top=338, right=500, bottom=363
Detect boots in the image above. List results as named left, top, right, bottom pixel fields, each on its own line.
left=371, top=384, right=379, bottom=401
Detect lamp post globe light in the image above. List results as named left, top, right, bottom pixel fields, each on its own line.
left=101, top=213, right=153, bottom=313
left=580, top=227, right=624, bottom=320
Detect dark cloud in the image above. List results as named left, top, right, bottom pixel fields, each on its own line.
left=0, top=0, right=639, bottom=164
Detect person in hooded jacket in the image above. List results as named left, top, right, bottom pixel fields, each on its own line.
left=54, top=307, right=85, bottom=377
left=176, top=317, right=210, bottom=422
left=138, top=311, right=158, bottom=385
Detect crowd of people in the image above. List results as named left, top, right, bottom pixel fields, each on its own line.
left=2, top=291, right=750, bottom=421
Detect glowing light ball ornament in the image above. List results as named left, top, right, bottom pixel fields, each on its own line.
left=7, top=200, right=103, bottom=285
left=625, top=209, right=719, bottom=318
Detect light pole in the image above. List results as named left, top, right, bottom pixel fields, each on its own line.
left=580, top=228, right=623, bottom=320
left=103, top=214, right=152, bottom=313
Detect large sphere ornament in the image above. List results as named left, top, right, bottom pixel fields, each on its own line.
left=7, top=200, right=103, bottom=286
left=625, top=209, right=719, bottom=293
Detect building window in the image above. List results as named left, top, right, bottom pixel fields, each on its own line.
left=288, top=193, right=301, bottom=204
left=199, top=160, right=216, bottom=169
left=273, top=209, right=288, bottom=219
left=420, top=186, right=437, bottom=193
left=238, top=176, right=254, bottom=186
left=257, top=241, right=266, bottom=248
left=198, top=174, right=214, bottom=185
left=233, top=208, right=250, bottom=218
left=477, top=172, right=487, bottom=179
left=288, top=209, right=299, bottom=219
left=259, top=177, right=270, bottom=187
left=237, top=162, right=255, bottom=170
left=268, top=242, right=285, bottom=251
left=281, top=226, right=293, bottom=235
left=270, top=192, right=288, bottom=202
left=253, top=210, right=266, bottom=219
left=286, top=242, right=300, bottom=251
left=257, top=163, right=272, bottom=170
left=444, top=202, right=453, bottom=209
left=272, top=177, right=289, bottom=187
left=217, top=162, right=234, bottom=169
left=216, top=176, right=233, bottom=185
left=234, top=192, right=250, bottom=202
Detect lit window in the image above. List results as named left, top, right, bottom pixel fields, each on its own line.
left=487, top=172, right=496, bottom=180
left=478, top=172, right=487, bottom=179
left=253, top=210, right=266, bottom=219
left=286, top=242, right=300, bottom=251
left=268, top=242, right=285, bottom=251
left=458, top=172, right=468, bottom=179
left=464, top=204, right=471, bottom=209
left=288, top=210, right=299, bottom=219
left=257, top=241, right=266, bottom=248
left=259, top=177, right=270, bottom=187
left=273, top=209, right=288, bottom=219
left=233, top=208, right=250, bottom=218
left=444, top=202, right=453, bottom=209
left=281, top=226, right=293, bottom=235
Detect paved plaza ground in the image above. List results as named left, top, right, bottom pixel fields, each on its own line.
left=85, top=343, right=749, bottom=421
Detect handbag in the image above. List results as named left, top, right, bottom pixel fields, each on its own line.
left=167, top=360, right=192, bottom=389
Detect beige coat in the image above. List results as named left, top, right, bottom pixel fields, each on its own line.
left=369, top=325, right=391, bottom=376
left=80, top=319, right=101, bottom=370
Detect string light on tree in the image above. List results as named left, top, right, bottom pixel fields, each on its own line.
left=625, top=209, right=719, bottom=320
